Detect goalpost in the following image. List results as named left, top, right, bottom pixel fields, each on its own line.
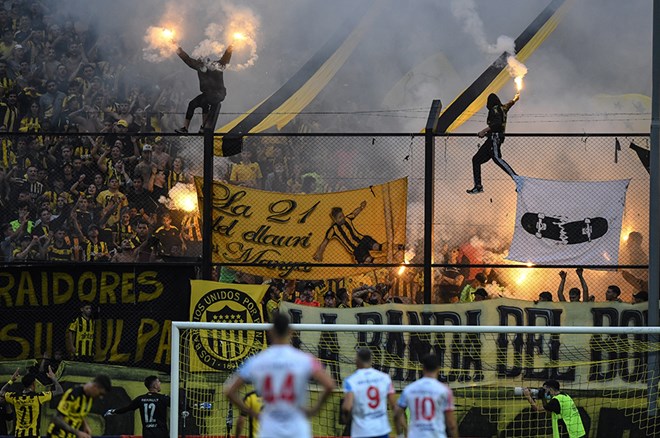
left=171, top=322, right=660, bottom=438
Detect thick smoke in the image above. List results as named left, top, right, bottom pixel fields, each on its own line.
left=47, top=0, right=652, bottom=299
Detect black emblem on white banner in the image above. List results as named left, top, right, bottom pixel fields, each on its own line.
left=521, top=213, right=608, bottom=244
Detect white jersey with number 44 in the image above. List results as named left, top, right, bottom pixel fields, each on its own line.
left=343, top=367, right=394, bottom=437
left=397, top=377, right=455, bottom=438
left=238, top=344, right=322, bottom=438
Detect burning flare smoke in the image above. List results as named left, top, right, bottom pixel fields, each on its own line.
left=507, top=55, right=527, bottom=92
left=192, top=4, right=260, bottom=71
left=143, top=26, right=179, bottom=63
left=162, top=183, right=199, bottom=213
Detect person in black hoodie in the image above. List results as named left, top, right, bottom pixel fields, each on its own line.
left=467, top=92, right=519, bottom=194
left=175, top=45, right=232, bottom=133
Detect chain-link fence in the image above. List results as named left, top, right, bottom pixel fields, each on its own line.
left=0, top=131, right=650, bottom=361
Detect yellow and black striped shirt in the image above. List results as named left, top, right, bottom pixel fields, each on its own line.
left=4, top=391, right=52, bottom=438
left=19, top=116, right=42, bottom=133
left=0, top=102, right=18, bottom=132
left=324, top=217, right=365, bottom=253
left=166, top=170, right=186, bottom=189
left=242, top=391, right=262, bottom=438
left=47, top=386, right=93, bottom=438
left=112, top=223, right=134, bottom=246
left=83, top=240, right=108, bottom=262
left=48, top=242, right=73, bottom=261
left=0, top=138, right=15, bottom=169
left=68, top=316, right=94, bottom=358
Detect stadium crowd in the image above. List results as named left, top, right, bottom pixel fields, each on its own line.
left=0, top=0, right=344, bottom=265
left=0, top=0, right=649, bottom=307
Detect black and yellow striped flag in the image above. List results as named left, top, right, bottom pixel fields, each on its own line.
left=214, top=2, right=379, bottom=156
left=436, top=0, right=573, bottom=133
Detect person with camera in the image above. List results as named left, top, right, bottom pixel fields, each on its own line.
left=522, top=380, right=586, bottom=438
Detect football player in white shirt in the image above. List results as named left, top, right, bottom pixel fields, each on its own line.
left=341, top=348, right=397, bottom=438
left=224, top=313, right=336, bottom=438
left=394, top=354, right=459, bottom=438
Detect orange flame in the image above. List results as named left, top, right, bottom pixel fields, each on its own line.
left=514, top=76, right=523, bottom=91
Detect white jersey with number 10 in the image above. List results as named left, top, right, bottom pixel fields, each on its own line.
left=238, top=344, right=322, bottom=438
left=397, top=377, right=455, bottom=438
left=343, top=367, right=394, bottom=437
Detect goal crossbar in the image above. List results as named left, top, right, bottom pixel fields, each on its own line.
left=170, top=322, right=660, bottom=438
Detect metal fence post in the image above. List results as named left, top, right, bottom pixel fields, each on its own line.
left=424, top=100, right=442, bottom=304
left=202, top=131, right=214, bottom=280
left=648, top=0, right=660, bottom=416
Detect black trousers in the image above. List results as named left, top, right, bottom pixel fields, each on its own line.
left=471, top=133, right=517, bottom=187
left=185, top=93, right=223, bottom=127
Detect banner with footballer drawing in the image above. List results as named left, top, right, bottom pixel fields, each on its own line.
left=194, top=177, right=408, bottom=280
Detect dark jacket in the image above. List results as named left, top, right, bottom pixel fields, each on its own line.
left=486, top=93, right=517, bottom=136
left=177, top=47, right=232, bottom=101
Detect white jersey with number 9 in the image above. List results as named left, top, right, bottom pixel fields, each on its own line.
left=343, top=367, right=394, bottom=437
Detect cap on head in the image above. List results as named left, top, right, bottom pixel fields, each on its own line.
left=475, top=272, right=487, bottom=284
left=142, top=144, right=153, bottom=152
left=116, top=119, right=128, bottom=128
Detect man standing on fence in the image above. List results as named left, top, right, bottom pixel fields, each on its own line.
left=175, top=45, right=232, bottom=134
left=467, top=92, right=519, bottom=194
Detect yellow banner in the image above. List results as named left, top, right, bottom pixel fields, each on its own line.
left=194, top=178, right=408, bottom=280
left=189, top=280, right=268, bottom=371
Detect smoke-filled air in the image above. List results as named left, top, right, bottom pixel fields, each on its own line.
left=46, top=0, right=652, bottom=133
left=0, top=0, right=652, bottom=301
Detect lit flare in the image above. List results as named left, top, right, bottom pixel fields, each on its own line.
left=514, top=76, right=523, bottom=91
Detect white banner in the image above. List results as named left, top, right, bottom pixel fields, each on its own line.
left=508, top=176, right=629, bottom=265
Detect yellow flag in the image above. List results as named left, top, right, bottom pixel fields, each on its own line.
left=194, top=178, right=408, bottom=280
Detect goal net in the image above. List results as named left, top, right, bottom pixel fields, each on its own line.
left=171, top=322, right=660, bottom=438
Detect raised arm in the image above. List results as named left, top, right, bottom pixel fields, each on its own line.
left=348, top=201, right=366, bottom=219
left=218, top=45, right=233, bottom=67
left=176, top=47, right=202, bottom=71
left=576, top=267, right=589, bottom=302
left=46, top=366, right=63, bottom=396
left=0, top=368, right=20, bottom=397
left=556, top=270, right=567, bottom=302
